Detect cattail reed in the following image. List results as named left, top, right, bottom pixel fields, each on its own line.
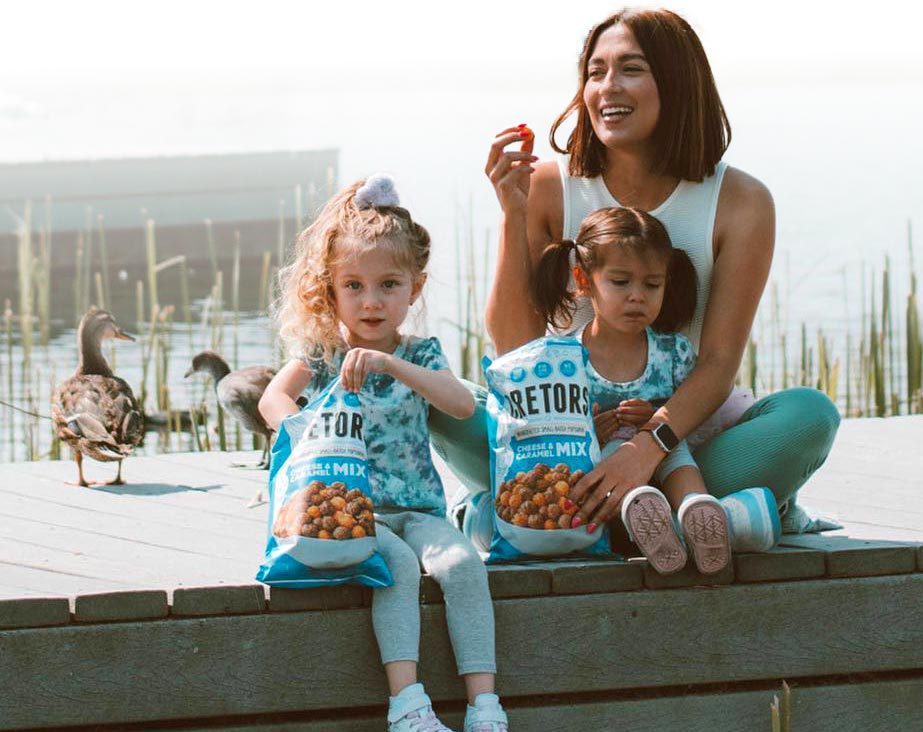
left=82, top=207, right=94, bottom=320
left=258, top=251, right=272, bottom=313
left=146, top=219, right=159, bottom=315
left=97, top=215, right=111, bottom=310
left=17, top=203, right=34, bottom=371
left=4, top=300, right=14, bottom=462
left=232, top=232, right=241, bottom=369
left=205, top=218, right=218, bottom=284
left=277, top=199, right=286, bottom=269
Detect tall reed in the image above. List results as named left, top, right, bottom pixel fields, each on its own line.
left=4, top=300, right=14, bottom=462
left=17, top=203, right=34, bottom=372
left=97, top=215, right=111, bottom=310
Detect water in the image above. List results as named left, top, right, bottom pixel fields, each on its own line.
left=2, top=69, right=922, bottom=461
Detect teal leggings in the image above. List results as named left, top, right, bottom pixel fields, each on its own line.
left=429, top=384, right=840, bottom=506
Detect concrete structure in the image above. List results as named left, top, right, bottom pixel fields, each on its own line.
left=0, top=149, right=338, bottom=269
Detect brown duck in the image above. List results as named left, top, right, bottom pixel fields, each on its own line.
left=185, top=352, right=276, bottom=505
left=51, top=308, right=144, bottom=486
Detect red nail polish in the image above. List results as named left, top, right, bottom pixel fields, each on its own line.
left=517, top=123, right=527, bottom=128
left=564, top=499, right=575, bottom=510
left=587, top=522, right=598, bottom=534
left=571, top=515, right=583, bottom=529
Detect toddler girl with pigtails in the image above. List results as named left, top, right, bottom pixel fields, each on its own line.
left=259, top=175, right=509, bottom=732
left=534, top=206, right=733, bottom=575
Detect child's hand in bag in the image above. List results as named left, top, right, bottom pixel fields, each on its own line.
left=340, top=348, right=392, bottom=392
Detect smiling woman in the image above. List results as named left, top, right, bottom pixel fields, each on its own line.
left=431, top=7, right=841, bottom=554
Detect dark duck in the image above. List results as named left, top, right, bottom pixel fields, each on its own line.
left=51, top=308, right=144, bottom=487
left=185, top=351, right=276, bottom=504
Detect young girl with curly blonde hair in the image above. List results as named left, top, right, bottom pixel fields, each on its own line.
left=259, top=175, right=509, bottom=732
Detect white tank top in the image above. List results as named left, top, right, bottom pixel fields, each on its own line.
left=556, top=156, right=728, bottom=350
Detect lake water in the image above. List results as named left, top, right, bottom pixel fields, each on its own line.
left=2, top=71, right=922, bottom=461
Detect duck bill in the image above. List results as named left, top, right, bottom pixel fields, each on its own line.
left=114, top=328, right=135, bottom=342
left=183, top=368, right=194, bottom=378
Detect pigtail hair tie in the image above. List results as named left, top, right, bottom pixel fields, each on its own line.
left=355, top=174, right=400, bottom=210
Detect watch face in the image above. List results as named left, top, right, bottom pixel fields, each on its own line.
left=653, top=423, right=679, bottom=451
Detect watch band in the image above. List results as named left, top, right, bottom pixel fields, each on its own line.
left=639, top=421, right=679, bottom=453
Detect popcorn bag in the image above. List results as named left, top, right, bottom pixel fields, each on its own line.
left=483, top=337, right=611, bottom=561
left=256, top=380, right=392, bottom=588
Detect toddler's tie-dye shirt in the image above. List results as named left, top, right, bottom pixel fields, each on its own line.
left=581, top=326, right=698, bottom=483
left=302, top=336, right=449, bottom=515
left=582, top=327, right=696, bottom=410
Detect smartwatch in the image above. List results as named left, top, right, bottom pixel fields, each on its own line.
left=639, top=421, right=679, bottom=453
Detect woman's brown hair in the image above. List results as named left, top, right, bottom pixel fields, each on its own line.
left=534, top=207, right=697, bottom=334
left=550, top=8, right=730, bottom=182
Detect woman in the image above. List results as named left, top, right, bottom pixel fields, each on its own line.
left=431, top=7, right=839, bottom=539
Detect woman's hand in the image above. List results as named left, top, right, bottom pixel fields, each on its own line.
left=484, top=125, right=538, bottom=215
left=567, top=433, right=665, bottom=530
left=339, top=348, right=391, bottom=392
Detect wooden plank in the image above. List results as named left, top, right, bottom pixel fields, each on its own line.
left=0, top=532, right=249, bottom=592
left=546, top=560, right=643, bottom=595
left=0, top=597, right=70, bottom=629
left=0, top=559, right=132, bottom=597
left=176, top=677, right=923, bottom=732
left=733, top=547, right=826, bottom=583
left=268, top=586, right=368, bottom=612
left=74, top=590, right=169, bottom=622
left=6, top=465, right=267, bottom=540
left=779, top=535, right=918, bottom=577
left=0, top=470, right=265, bottom=531
left=3, top=574, right=923, bottom=728
left=0, top=511, right=259, bottom=591
left=0, top=584, right=46, bottom=600
left=642, top=560, right=734, bottom=589
left=172, top=585, right=267, bottom=617
left=0, top=491, right=261, bottom=565
left=421, top=565, right=553, bottom=604
left=487, top=565, right=552, bottom=599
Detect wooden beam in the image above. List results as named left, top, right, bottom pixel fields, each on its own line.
left=2, top=574, right=923, bottom=729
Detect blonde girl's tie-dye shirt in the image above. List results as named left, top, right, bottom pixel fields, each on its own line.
left=302, top=336, right=449, bottom=515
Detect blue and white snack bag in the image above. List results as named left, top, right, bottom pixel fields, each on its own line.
left=256, top=379, right=392, bottom=588
left=483, top=336, right=610, bottom=561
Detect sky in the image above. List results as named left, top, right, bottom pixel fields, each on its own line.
left=3, top=0, right=923, bottom=349
left=4, top=0, right=923, bottom=81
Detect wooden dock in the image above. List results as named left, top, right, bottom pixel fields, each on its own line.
left=1, top=416, right=922, bottom=730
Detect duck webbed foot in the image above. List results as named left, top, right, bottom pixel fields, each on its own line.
left=65, top=451, right=98, bottom=488
left=103, top=460, right=126, bottom=486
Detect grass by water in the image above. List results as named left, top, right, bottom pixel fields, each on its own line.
left=1, top=196, right=921, bottom=463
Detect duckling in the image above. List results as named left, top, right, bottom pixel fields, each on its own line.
left=51, top=308, right=144, bottom=487
left=185, top=351, right=276, bottom=505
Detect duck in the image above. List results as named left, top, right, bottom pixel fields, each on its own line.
left=51, top=308, right=144, bottom=487
left=185, top=351, right=276, bottom=505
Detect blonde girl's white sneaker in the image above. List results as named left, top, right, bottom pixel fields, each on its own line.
left=464, top=693, right=509, bottom=732
left=621, top=486, right=687, bottom=575
left=678, top=493, right=731, bottom=574
left=388, top=683, right=455, bottom=732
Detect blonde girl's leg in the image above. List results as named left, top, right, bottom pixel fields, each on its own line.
left=400, top=513, right=496, bottom=683
left=375, top=518, right=455, bottom=731
left=372, top=523, right=422, bottom=694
